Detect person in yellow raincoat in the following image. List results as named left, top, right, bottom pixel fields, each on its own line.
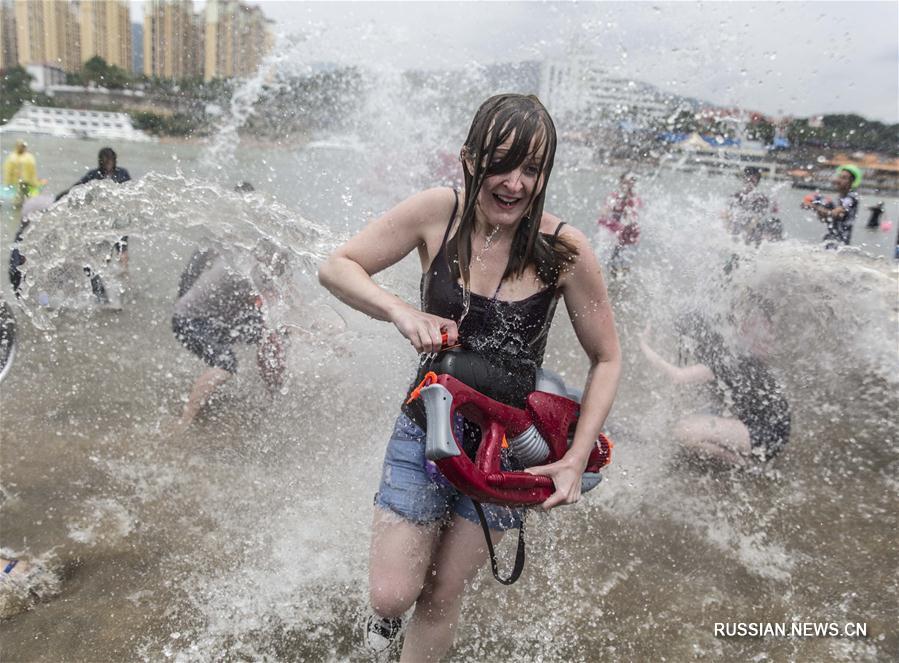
left=3, top=140, right=42, bottom=208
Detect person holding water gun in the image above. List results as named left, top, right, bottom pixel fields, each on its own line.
left=319, top=94, right=620, bottom=660
left=801, top=164, right=861, bottom=248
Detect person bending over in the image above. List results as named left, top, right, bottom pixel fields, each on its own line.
left=639, top=305, right=790, bottom=466
left=170, top=243, right=289, bottom=434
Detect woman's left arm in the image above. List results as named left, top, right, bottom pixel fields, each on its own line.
left=526, top=225, right=621, bottom=510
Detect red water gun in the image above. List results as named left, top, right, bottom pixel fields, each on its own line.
left=408, top=352, right=612, bottom=507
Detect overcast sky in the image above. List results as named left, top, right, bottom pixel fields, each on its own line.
left=132, top=1, right=898, bottom=123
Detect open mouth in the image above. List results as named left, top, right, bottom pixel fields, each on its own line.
left=493, top=193, right=521, bottom=209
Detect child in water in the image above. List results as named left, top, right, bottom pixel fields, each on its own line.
left=319, top=94, right=620, bottom=660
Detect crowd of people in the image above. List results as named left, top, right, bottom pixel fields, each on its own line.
left=0, top=94, right=893, bottom=659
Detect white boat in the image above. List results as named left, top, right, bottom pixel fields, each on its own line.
left=0, top=104, right=155, bottom=143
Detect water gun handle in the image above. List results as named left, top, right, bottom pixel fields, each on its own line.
left=440, top=331, right=461, bottom=350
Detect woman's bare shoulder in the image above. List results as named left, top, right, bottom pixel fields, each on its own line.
left=407, top=186, right=458, bottom=218
left=540, top=212, right=589, bottom=247
left=539, top=210, right=563, bottom=232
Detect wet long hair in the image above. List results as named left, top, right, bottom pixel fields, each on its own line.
left=448, top=94, right=578, bottom=291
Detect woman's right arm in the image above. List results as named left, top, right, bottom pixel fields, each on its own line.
left=318, top=188, right=458, bottom=353
left=639, top=327, right=714, bottom=384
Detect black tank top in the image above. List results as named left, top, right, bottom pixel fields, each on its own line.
left=403, top=189, right=565, bottom=428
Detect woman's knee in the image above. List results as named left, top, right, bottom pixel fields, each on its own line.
left=369, top=564, right=468, bottom=619
left=370, top=577, right=421, bottom=618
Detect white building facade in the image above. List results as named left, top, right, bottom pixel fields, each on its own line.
left=539, top=56, right=682, bottom=129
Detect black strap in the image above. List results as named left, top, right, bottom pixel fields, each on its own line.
left=472, top=500, right=526, bottom=585
left=440, top=188, right=459, bottom=247
left=550, top=221, right=566, bottom=246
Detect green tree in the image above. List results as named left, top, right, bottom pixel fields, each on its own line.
left=82, top=55, right=130, bottom=89
left=130, top=110, right=199, bottom=137
left=66, top=71, right=86, bottom=86
left=1, top=66, right=35, bottom=123
left=130, top=111, right=165, bottom=134
left=83, top=55, right=110, bottom=84
left=748, top=119, right=775, bottom=144
left=785, top=114, right=898, bottom=154
left=666, top=109, right=697, bottom=134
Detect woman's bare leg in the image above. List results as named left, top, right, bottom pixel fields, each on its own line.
left=369, top=507, right=441, bottom=619
left=400, top=514, right=503, bottom=662
left=673, top=414, right=752, bottom=465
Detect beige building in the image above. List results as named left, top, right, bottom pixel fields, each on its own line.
left=143, top=0, right=203, bottom=79
left=79, top=0, right=132, bottom=71
left=13, top=0, right=81, bottom=72
left=204, top=0, right=273, bottom=81
left=4, top=0, right=272, bottom=81
left=0, top=1, right=17, bottom=70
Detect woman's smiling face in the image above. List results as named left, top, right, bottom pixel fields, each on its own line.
left=474, top=131, right=546, bottom=229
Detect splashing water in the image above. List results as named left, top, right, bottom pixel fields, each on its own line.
left=199, top=36, right=295, bottom=175
left=2, top=13, right=897, bottom=663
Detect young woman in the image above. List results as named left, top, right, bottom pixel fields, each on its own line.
left=319, top=94, right=620, bottom=661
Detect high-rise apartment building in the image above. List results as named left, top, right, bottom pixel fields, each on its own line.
left=143, top=0, right=203, bottom=79
left=2, top=0, right=272, bottom=81
left=540, top=56, right=675, bottom=128
left=132, top=22, right=143, bottom=75
left=13, top=0, right=81, bottom=72
left=79, top=0, right=132, bottom=71
left=204, top=0, right=272, bottom=81
left=0, top=0, right=17, bottom=70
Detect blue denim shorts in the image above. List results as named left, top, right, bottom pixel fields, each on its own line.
left=374, top=413, right=522, bottom=531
